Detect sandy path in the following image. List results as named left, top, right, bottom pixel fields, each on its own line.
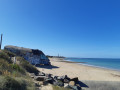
left=37, top=58, right=120, bottom=81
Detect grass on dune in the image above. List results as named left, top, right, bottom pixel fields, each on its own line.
left=0, top=50, right=38, bottom=90
left=52, top=85, right=71, bottom=90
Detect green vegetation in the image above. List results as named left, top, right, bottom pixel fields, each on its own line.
left=20, top=59, right=39, bottom=74
left=0, top=76, right=26, bottom=90
left=0, top=50, right=38, bottom=90
left=0, top=50, right=12, bottom=63
left=52, top=85, right=71, bottom=90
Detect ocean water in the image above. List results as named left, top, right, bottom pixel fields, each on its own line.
left=65, top=58, right=120, bottom=71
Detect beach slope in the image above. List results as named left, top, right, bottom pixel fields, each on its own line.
left=37, top=58, right=120, bottom=81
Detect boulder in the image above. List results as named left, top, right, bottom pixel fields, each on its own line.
left=38, top=72, right=45, bottom=76
left=45, top=74, right=52, bottom=78
left=69, top=81, right=75, bottom=86
left=53, top=76, right=58, bottom=81
left=34, top=76, right=46, bottom=81
left=57, top=76, right=63, bottom=80
left=45, top=77, right=54, bottom=84
left=64, top=83, right=69, bottom=88
left=53, top=80, right=64, bottom=87
left=62, top=75, right=70, bottom=83
left=53, top=81, right=58, bottom=86
left=71, top=77, right=79, bottom=82
left=64, top=79, right=70, bottom=83
left=64, top=75, right=70, bottom=79
left=76, top=84, right=81, bottom=90
left=69, top=83, right=81, bottom=90
left=43, top=81, right=48, bottom=85
left=70, top=86, right=79, bottom=90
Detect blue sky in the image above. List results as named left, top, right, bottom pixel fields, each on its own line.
left=0, top=0, right=120, bottom=58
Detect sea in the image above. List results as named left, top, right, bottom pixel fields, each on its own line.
left=65, top=58, right=120, bottom=71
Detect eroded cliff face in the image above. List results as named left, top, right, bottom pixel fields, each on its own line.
left=4, top=45, right=51, bottom=65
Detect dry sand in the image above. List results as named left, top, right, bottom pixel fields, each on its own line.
left=37, top=58, right=120, bottom=81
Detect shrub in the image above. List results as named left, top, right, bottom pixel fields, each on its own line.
left=0, top=50, right=36, bottom=89
left=0, top=59, right=26, bottom=76
left=2, top=76, right=27, bottom=90
left=52, top=85, right=70, bottom=90
left=20, top=60, right=39, bottom=74
left=16, top=57, right=39, bottom=74
left=0, top=59, right=12, bottom=75
left=11, top=64, right=26, bottom=75
left=0, top=51, right=12, bottom=63
left=11, top=64, right=21, bottom=71
left=0, top=76, right=36, bottom=90
left=16, top=77, right=36, bottom=90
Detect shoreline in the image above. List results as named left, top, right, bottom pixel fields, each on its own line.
left=37, top=57, right=120, bottom=81
left=64, top=58, right=120, bottom=72
left=78, top=63, right=120, bottom=72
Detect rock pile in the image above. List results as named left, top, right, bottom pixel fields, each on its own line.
left=30, top=72, right=81, bottom=90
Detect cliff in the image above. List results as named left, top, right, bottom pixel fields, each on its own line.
left=4, top=45, right=51, bottom=65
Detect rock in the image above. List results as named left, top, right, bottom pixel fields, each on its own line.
left=34, top=76, right=46, bottom=81
left=38, top=72, right=45, bottom=76
left=53, top=76, right=58, bottom=81
left=71, top=77, right=79, bottom=82
left=64, top=83, right=69, bottom=88
left=76, top=84, right=81, bottom=90
left=69, top=83, right=81, bottom=90
left=57, top=76, right=63, bottom=80
left=62, top=75, right=70, bottom=83
left=57, top=76, right=65, bottom=83
left=53, top=80, right=64, bottom=87
left=69, top=81, right=75, bottom=86
left=45, top=78, right=54, bottom=84
left=30, top=73, right=36, bottom=78
left=64, top=79, right=70, bottom=83
left=53, top=81, right=58, bottom=86
left=64, top=75, right=69, bottom=79
left=43, top=81, right=48, bottom=85
left=45, top=74, right=52, bottom=78
left=70, top=86, right=79, bottom=90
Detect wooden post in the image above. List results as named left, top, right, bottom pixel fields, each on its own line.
left=0, top=34, right=3, bottom=50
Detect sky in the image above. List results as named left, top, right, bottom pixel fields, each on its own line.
left=0, top=0, right=120, bottom=58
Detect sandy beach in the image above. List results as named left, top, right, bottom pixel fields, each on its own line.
left=37, top=58, right=120, bottom=81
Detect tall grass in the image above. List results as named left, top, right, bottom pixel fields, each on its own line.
left=0, top=50, right=38, bottom=75
left=0, top=76, right=36, bottom=90
left=0, top=50, right=36, bottom=89
left=52, top=85, right=71, bottom=90
left=20, top=59, right=39, bottom=74
left=0, top=50, right=12, bottom=63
